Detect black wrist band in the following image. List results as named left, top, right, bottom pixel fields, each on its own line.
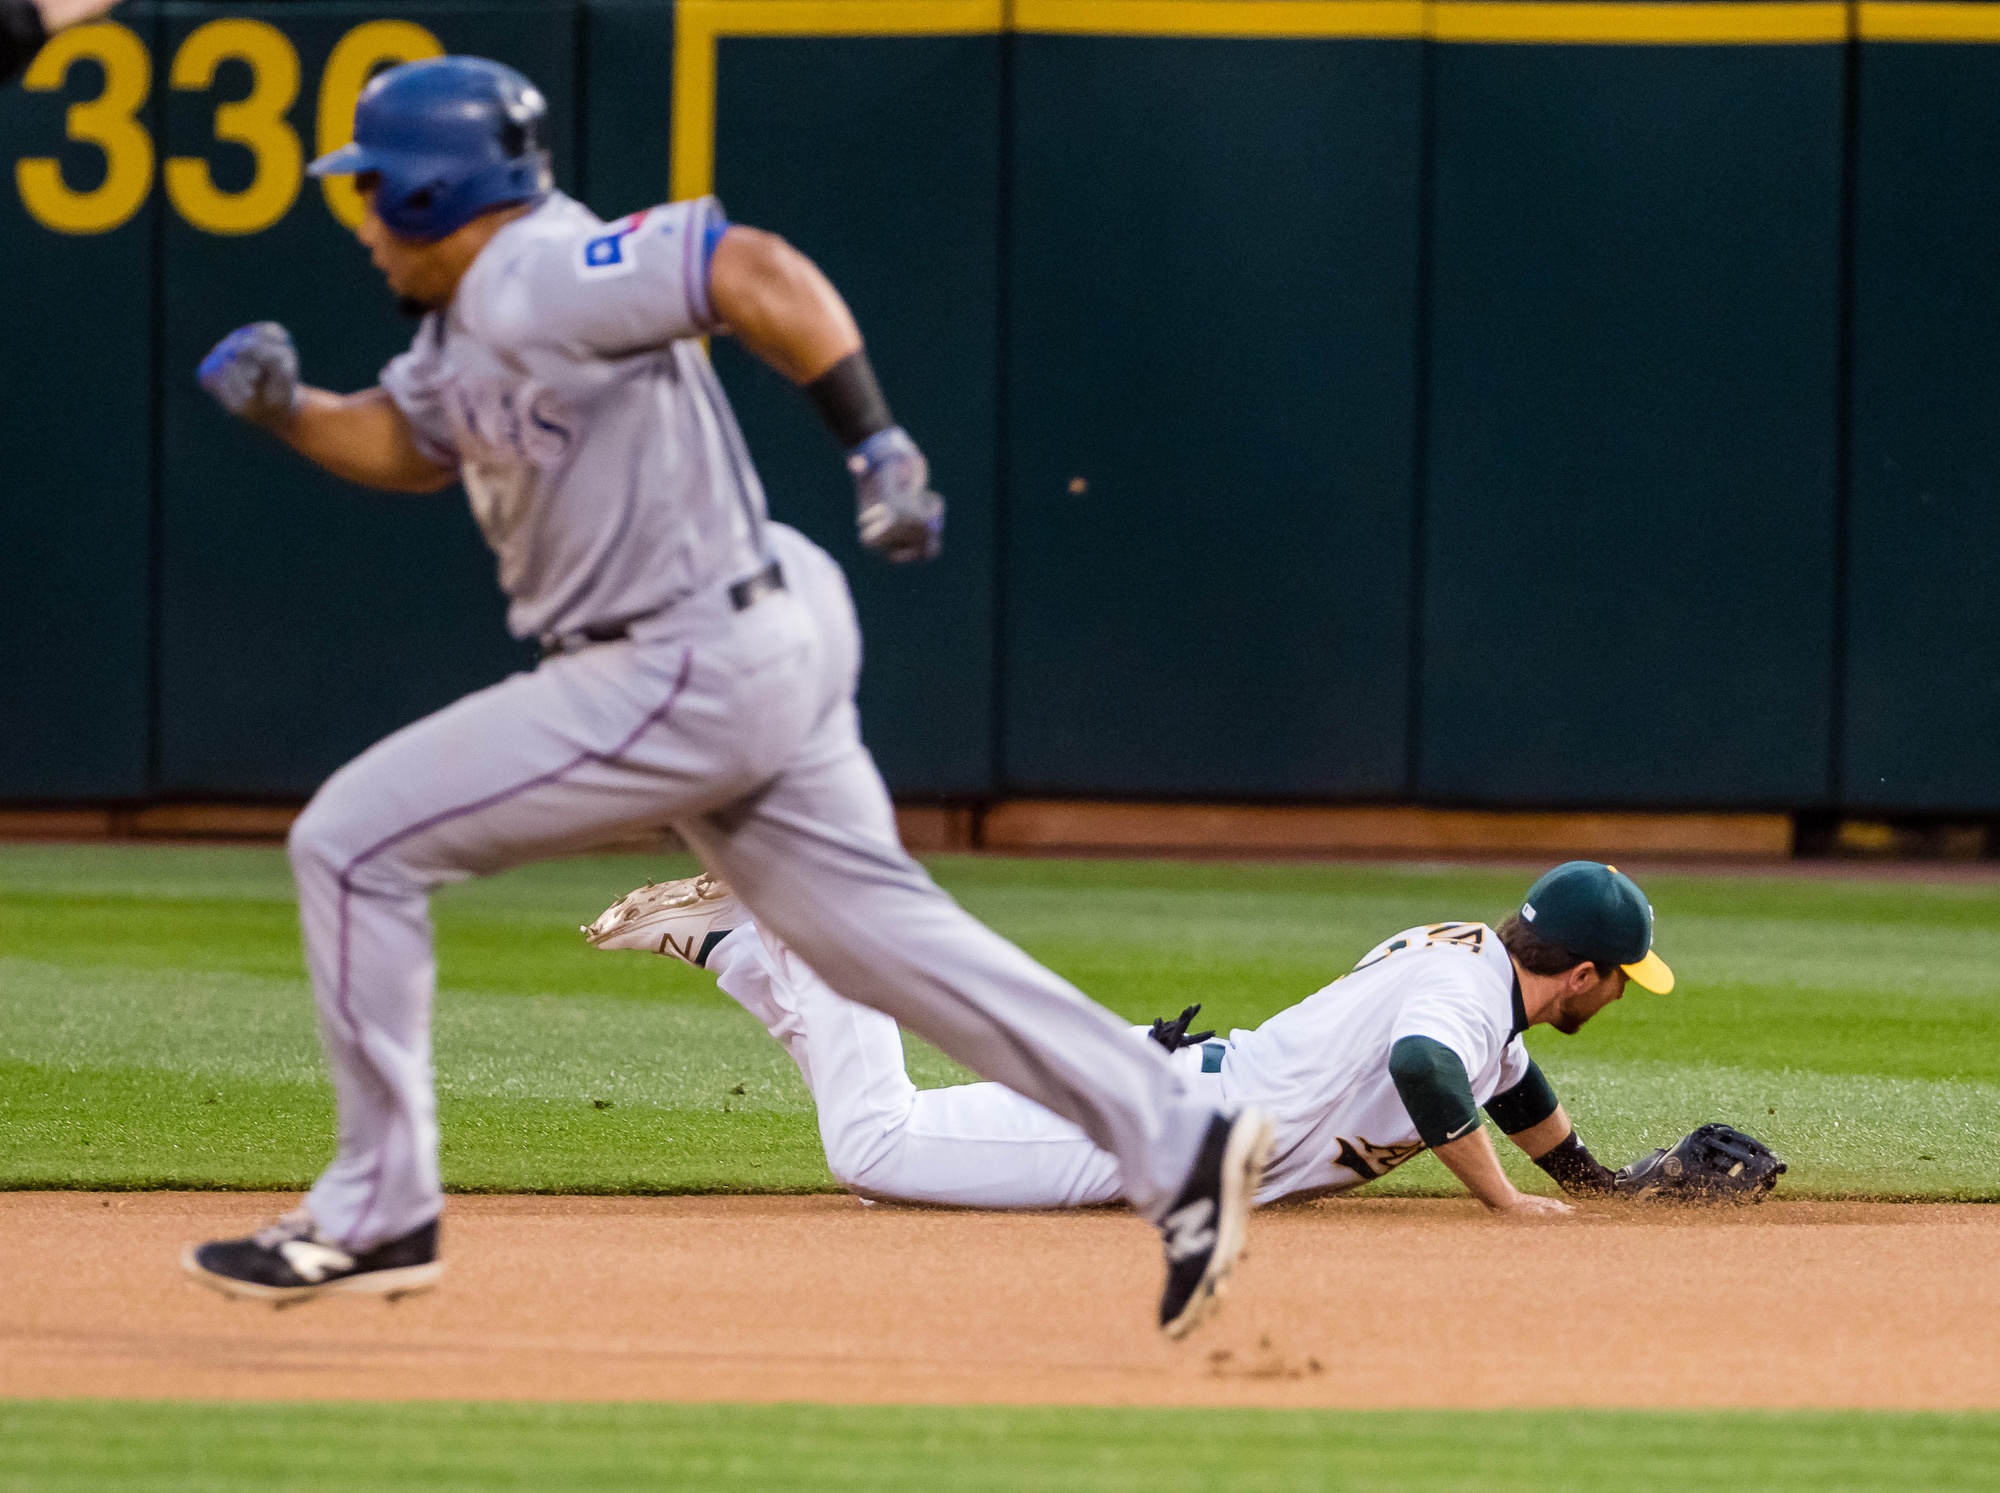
left=1534, top=1131, right=1616, bottom=1196
left=804, top=350, right=895, bottom=450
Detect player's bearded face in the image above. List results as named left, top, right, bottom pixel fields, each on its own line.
left=355, top=184, right=454, bottom=310
left=1550, top=966, right=1627, bottom=1035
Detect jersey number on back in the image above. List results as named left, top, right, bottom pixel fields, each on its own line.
left=1351, top=921, right=1486, bottom=974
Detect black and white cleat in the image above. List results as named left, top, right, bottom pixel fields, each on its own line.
left=181, top=1211, right=443, bottom=1309
left=1157, top=1108, right=1275, bottom=1340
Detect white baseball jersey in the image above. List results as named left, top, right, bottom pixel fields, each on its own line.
left=707, top=918, right=1537, bottom=1213
left=381, top=192, right=767, bottom=641
left=1222, top=922, right=1531, bottom=1198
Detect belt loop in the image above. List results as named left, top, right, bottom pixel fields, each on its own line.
left=540, top=620, right=633, bottom=660
left=728, top=559, right=786, bottom=612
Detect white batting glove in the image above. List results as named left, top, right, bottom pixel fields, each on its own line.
left=849, top=426, right=945, bottom=563
left=197, top=321, right=301, bottom=432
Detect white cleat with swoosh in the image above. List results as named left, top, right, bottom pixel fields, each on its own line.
left=582, top=872, right=745, bottom=968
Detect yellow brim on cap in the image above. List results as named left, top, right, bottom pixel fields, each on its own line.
left=1622, top=949, right=1675, bottom=994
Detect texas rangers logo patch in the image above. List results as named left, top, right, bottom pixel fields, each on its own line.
left=577, top=212, right=649, bottom=280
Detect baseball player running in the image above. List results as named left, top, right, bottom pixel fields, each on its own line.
left=181, top=55, right=1270, bottom=1337
left=587, top=861, right=1784, bottom=1211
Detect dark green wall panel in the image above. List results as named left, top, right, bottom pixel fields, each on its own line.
left=0, top=5, right=158, bottom=800
left=15, top=12, right=2000, bottom=818
left=1002, top=35, right=1422, bottom=798
left=154, top=2, right=567, bottom=797
left=709, top=33, right=1001, bottom=796
left=1420, top=43, right=1844, bottom=807
left=578, top=0, right=671, bottom=220
left=1844, top=41, right=2000, bottom=811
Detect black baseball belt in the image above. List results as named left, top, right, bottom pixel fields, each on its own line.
left=539, top=560, right=786, bottom=659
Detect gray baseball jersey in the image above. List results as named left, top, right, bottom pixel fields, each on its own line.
left=279, top=187, right=1219, bottom=1261
left=381, top=192, right=767, bottom=641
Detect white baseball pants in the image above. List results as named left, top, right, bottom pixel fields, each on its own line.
left=286, top=525, right=1214, bottom=1250
left=708, top=923, right=1222, bottom=1209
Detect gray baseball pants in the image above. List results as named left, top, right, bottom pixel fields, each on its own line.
left=286, top=524, right=1214, bottom=1250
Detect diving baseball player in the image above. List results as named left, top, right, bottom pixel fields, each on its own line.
left=587, top=861, right=1785, bottom=1211
left=181, top=55, right=1270, bottom=1338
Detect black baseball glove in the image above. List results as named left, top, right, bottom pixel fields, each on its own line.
left=1148, top=1004, right=1215, bottom=1054
left=1614, top=1122, right=1786, bottom=1202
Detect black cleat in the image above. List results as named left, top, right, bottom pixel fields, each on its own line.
left=181, top=1211, right=443, bottom=1308
left=1157, top=1108, right=1274, bottom=1340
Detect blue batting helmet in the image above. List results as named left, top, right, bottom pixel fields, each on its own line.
left=308, top=56, right=552, bottom=242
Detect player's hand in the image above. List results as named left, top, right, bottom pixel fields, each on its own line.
left=849, top=426, right=944, bottom=563
left=1147, top=1004, right=1216, bottom=1054
left=198, top=322, right=300, bottom=433
left=1492, top=1193, right=1575, bottom=1220
left=33, top=0, right=123, bottom=32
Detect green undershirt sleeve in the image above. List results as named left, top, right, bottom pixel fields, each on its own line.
left=1388, top=1035, right=1480, bottom=1150
left=1483, top=1058, right=1561, bottom=1136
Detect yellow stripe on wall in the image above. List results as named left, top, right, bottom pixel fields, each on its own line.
left=672, top=0, right=1870, bottom=201
left=1013, top=1, right=1425, bottom=38
left=1860, top=1, right=2000, bottom=41
left=1434, top=2, right=1845, bottom=43
left=1017, top=0, right=1846, bottom=44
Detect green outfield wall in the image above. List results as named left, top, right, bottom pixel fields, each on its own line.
left=2, top=0, right=1995, bottom=814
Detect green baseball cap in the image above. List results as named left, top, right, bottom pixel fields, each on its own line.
left=1518, top=861, right=1674, bottom=993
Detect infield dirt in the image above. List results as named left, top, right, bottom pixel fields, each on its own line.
left=4, top=1192, right=1994, bottom=1409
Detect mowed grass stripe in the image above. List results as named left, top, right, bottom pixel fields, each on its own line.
left=3, top=1401, right=1999, bottom=1492
left=0, top=1063, right=838, bottom=1193
left=4, top=845, right=1998, bottom=1197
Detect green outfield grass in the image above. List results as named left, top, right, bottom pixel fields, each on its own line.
left=2, top=843, right=1998, bottom=1198
left=3, top=1401, right=1998, bottom=1492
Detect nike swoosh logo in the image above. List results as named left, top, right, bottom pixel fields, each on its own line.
left=1162, top=1199, right=1217, bottom=1263
left=1445, top=1118, right=1480, bottom=1141
left=279, top=1239, right=355, bottom=1284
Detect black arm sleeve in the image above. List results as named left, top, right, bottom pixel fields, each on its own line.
left=1483, top=1057, right=1560, bottom=1135
left=1388, top=1035, right=1480, bottom=1150
left=803, top=349, right=894, bottom=449
left=1483, top=1055, right=1615, bottom=1194
left=2, top=0, right=49, bottom=88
